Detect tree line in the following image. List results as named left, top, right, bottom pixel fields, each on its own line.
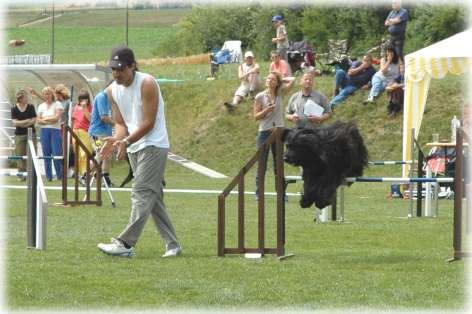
left=154, top=3, right=469, bottom=60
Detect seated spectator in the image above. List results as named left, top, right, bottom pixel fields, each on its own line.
left=89, top=86, right=115, bottom=187
left=72, top=89, right=93, bottom=184
left=364, top=45, right=402, bottom=104
left=269, top=50, right=292, bottom=78
left=286, top=72, right=332, bottom=128
left=329, top=53, right=376, bottom=109
left=36, top=86, right=64, bottom=181
left=386, top=74, right=404, bottom=118
left=11, top=89, right=37, bottom=179
left=224, top=51, right=261, bottom=111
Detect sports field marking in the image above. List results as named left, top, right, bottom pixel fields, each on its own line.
left=0, top=184, right=300, bottom=196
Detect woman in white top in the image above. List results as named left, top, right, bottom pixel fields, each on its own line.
left=365, top=45, right=403, bottom=103
left=253, top=71, right=295, bottom=199
left=37, top=86, right=64, bottom=181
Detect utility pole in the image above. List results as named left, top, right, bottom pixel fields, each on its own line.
left=51, top=0, right=55, bottom=63
left=125, top=0, right=129, bottom=46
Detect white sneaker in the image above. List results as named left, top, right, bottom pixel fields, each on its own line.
left=97, top=238, right=134, bottom=257
left=162, top=245, right=182, bottom=258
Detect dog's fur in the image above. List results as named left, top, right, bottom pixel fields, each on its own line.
left=283, top=121, right=368, bottom=209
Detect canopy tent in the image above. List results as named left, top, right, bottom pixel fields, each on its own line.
left=402, top=29, right=472, bottom=176
left=0, top=64, right=111, bottom=104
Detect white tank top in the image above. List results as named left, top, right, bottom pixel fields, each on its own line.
left=111, top=71, right=169, bottom=153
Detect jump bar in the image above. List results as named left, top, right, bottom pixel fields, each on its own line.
left=285, top=176, right=454, bottom=183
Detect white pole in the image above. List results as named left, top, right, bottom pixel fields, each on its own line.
left=425, top=164, right=433, bottom=217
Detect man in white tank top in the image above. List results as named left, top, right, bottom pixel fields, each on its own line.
left=97, top=46, right=181, bottom=258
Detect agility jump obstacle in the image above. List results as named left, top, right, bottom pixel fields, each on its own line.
left=26, top=129, right=48, bottom=250
left=0, top=155, right=63, bottom=160
left=284, top=127, right=469, bottom=262
left=218, top=128, right=286, bottom=257
left=62, top=125, right=102, bottom=206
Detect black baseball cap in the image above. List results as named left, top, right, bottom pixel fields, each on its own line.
left=109, top=45, right=136, bottom=70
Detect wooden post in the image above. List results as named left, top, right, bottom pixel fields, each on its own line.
left=62, top=126, right=68, bottom=204
left=417, top=147, right=424, bottom=217
left=452, top=128, right=463, bottom=260
left=257, top=143, right=266, bottom=256
left=275, top=128, right=285, bottom=256
left=217, top=195, right=225, bottom=257
left=237, top=174, right=245, bottom=250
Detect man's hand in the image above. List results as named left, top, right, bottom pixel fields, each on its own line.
left=289, top=114, right=300, bottom=122
left=307, top=115, right=323, bottom=123
left=272, top=37, right=278, bottom=43
left=114, top=140, right=128, bottom=161
left=100, top=137, right=117, bottom=159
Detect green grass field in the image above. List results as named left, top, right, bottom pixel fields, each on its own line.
left=3, top=7, right=470, bottom=312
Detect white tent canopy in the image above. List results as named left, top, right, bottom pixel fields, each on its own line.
left=402, top=29, right=471, bottom=176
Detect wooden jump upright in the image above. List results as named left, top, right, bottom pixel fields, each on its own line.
left=218, top=128, right=286, bottom=257
left=62, top=126, right=102, bottom=206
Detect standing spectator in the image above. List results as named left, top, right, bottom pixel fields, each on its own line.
left=269, top=50, right=292, bottom=78
left=254, top=72, right=295, bottom=200
left=224, top=51, right=261, bottom=111
left=55, top=84, right=75, bottom=178
left=97, top=46, right=181, bottom=258
left=28, top=85, right=75, bottom=177
left=364, top=45, right=402, bottom=104
left=329, top=53, right=377, bottom=109
left=286, top=72, right=332, bottom=128
left=11, top=90, right=37, bottom=179
left=55, top=84, right=72, bottom=127
left=385, top=0, right=408, bottom=60
left=36, top=86, right=64, bottom=181
left=71, top=89, right=93, bottom=184
left=271, top=15, right=289, bottom=61
left=89, top=86, right=115, bottom=187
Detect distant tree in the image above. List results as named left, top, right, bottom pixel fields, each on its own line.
left=405, top=4, right=468, bottom=53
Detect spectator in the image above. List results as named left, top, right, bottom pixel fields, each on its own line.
left=286, top=72, right=332, bottom=128
left=224, top=51, right=261, bottom=111
left=385, top=74, right=404, bottom=118
left=27, top=85, right=75, bottom=177
left=364, top=45, right=402, bottom=104
left=71, top=89, right=93, bottom=184
left=11, top=89, right=37, bottom=179
left=97, top=46, right=181, bottom=258
left=329, top=53, right=377, bottom=109
left=254, top=72, right=295, bottom=200
left=36, top=86, right=64, bottom=181
left=55, top=84, right=75, bottom=178
left=89, top=86, right=115, bottom=187
left=269, top=50, right=292, bottom=78
left=271, top=15, right=289, bottom=61
left=385, top=0, right=408, bottom=60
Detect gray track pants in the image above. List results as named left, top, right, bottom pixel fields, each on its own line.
left=117, top=146, right=179, bottom=249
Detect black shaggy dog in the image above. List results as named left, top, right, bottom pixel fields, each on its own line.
left=283, top=121, right=369, bottom=209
